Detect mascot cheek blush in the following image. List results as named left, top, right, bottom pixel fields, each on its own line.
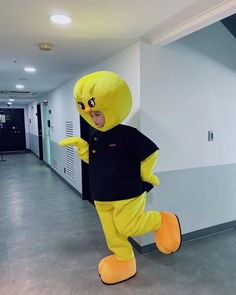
left=59, top=71, right=182, bottom=285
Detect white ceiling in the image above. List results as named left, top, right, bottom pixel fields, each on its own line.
left=0, top=0, right=235, bottom=106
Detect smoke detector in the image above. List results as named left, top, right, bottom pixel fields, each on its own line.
left=38, top=42, right=53, bottom=51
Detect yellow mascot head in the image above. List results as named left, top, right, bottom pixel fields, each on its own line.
left=73, top=71, right=132, bottom=132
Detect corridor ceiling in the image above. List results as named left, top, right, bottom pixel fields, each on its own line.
left=0, top=0, right=235, bottom=105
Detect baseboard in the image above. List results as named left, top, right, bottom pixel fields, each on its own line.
left=49, top=167, right=84, bottom=200
left=29, top=149, right=39, bottom=158
left=28, top=148, right=84, bottom=200
left=129, top=220, right=236, bottom=255
left=51, top=168, right=95, bottom=205
left=1, top=149, right=31, bottom=154
left=182, top=220, right=236, bottom=242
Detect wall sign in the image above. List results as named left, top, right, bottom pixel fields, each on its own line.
left=0, top=114, right=6, bottom=123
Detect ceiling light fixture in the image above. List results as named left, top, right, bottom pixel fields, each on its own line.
left=38, top=42, right=53, bottom=51
left=9, top=99, right=15, bottom=102
left=24, top=67, right=36, bottom=73
left=15, top=84, right=24, bottom=89
left=50, top=14, right=71, bottom=25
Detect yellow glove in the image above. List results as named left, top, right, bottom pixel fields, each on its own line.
left=141, top=151, right=160, bottom=186
left=59, top=137, right=82, bottom=147
left=58, top=137, right=89, bottom=164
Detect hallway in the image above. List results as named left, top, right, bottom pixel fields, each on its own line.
left=0, top=153, right=235, bottom=295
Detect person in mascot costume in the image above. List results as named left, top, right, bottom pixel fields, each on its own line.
left=59, top=71, right=182, bottom=285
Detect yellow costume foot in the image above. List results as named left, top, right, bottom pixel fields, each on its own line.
left=98, top=255, right=136, bottom=284
left=155, top=212, right=182, bottom=254
left=98, top=255, right=114, bottom=276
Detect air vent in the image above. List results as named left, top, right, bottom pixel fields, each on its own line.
left=0, top=90, right=34, bottom=97
left=66, top=147, right=75, bottom=179
left=51, top=158, right=58, bottom=171
left=65, top=121, right=75, bottom=180
left=1, top=90, right=30, bottom=95
left=66, top=121, right=74, bottom=137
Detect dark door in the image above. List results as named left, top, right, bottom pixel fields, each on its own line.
left=0, top=108, right=26, bottom=152
left=80, top=116, right=95, bottom=202
left=37, top=104, right=43, bottom=160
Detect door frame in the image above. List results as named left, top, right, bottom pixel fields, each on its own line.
left=37, top=103, right=43, bottom=160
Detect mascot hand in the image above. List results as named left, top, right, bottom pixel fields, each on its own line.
left=59, top=137, right=83, bottom=147
left=59, top=137, right=89, bottom=164
left=150, top=174, right=160, bottom=186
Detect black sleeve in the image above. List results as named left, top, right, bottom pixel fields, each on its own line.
left=124, top=126, right=159, bottom=161
left=142, top=182, right=154, bottom=193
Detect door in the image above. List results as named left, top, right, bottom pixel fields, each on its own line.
left=0, top=108, right=26, bottom=151
left=37, top=104, right=43, bottom=160
left=80, top=116, right=94, bottom=201
left=42, top=101, right=51, bottom=165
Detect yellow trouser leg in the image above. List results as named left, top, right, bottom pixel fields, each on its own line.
left=95, top=201, right=134, bottom=260
left=95, top=192, right=162, bottom=260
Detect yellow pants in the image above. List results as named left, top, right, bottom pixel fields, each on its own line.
left=95, top=192, right=162, bottom=261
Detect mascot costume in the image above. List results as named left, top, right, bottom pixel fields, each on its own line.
left=59, top=71, right=182, bottom=284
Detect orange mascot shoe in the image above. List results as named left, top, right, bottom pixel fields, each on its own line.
left=155, top=212, right=182, bottom=254
left=98, top=255, right=136, bottom=284
left=98, top=255, right=114, bottom=275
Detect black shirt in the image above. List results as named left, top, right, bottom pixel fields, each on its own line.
left=89, top=124, right=158, bottom=201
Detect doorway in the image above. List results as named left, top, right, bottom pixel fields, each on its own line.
left=80, top=116, right=94, bottom=201
left=0, top=108, right=26, bottom=151
left=36, top=104, right=43, bottom=160
left=42, top=101, right=51, bottom=165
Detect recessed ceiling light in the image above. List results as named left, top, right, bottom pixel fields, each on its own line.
left=38, top=42, right=53, bottom=51
left=50, top=14, right=71, bottom=24
left=24, top=67, right=36, bottom=73
left=15, top=84, right=24, bottom=89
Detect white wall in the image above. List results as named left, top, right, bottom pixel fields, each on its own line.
left=141, top=22, right=236, bottom=172
left=46, top=79, right=83, bottom=191
left=139, top=21, right=236, bottom=244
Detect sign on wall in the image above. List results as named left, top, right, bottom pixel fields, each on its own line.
left=0, top=114, right=6, bottom=123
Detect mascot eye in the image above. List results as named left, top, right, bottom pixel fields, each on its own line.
left=88, top=97, right=95, bottom=108
left=78, top=102, right=85, bottom=110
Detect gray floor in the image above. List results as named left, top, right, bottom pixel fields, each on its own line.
left=0, top=153, right=236, bottom=295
